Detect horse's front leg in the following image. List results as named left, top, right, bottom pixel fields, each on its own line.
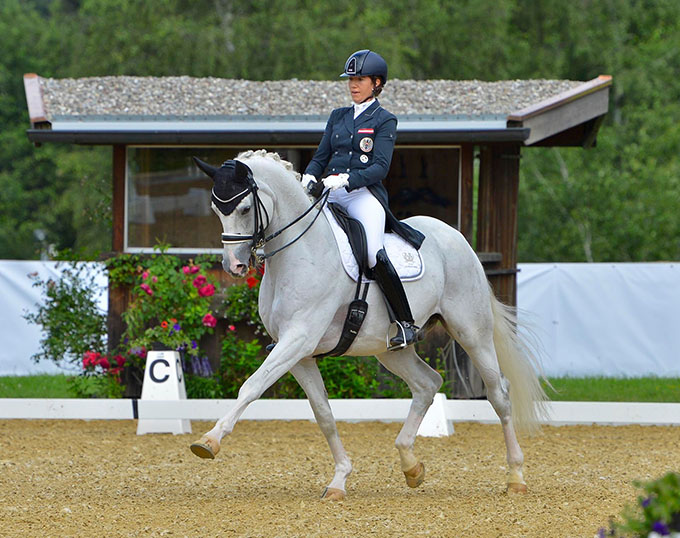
left=190, top=331, right=316, bottom=459
left=289, top=358, right=352, bottom=501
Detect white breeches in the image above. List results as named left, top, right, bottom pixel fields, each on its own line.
left=328, top=186, right=385, bottom=268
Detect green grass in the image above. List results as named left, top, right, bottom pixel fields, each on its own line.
left=0, top=375, right=679, bottom=402
left=0, top=374, right=75, bottom=398
left=543, top=376, right=680, bottom=403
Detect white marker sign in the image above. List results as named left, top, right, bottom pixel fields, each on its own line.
left=136, top=350, right=191, bottom=435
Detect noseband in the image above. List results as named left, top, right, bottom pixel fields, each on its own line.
left=218, top=173, right=330, bottom=264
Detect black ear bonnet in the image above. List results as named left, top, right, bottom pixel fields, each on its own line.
left=193, top=157, right=255, bottom=215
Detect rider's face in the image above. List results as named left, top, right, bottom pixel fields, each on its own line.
left=348, top=76, right=378, bottom=104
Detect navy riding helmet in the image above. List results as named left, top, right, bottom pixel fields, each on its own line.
left=340, top=50, right=388, bottom=85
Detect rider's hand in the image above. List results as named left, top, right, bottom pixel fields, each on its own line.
left=323, top=173, right=350, bottom=191
left=301, top=174, right=316, bottom=190
left=302, top=173, right=324, bottom=197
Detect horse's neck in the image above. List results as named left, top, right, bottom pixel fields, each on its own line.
left=259, top=179, right=336, bottom=276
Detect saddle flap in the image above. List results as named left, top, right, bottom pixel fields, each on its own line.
left=327, top=203, right=369, bottom=274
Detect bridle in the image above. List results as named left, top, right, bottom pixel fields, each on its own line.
left=218, top=174, right=330, bottom=264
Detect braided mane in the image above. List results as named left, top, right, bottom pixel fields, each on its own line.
left=236, top=149, right=301, bottom=181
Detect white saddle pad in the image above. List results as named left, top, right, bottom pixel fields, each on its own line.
left=322, top=206, right=424, bottom=283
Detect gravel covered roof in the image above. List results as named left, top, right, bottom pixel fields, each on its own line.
left=39, top=76, right=585, bottom=120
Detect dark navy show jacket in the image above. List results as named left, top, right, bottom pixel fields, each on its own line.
left=305, top=100, right=425, bottom=249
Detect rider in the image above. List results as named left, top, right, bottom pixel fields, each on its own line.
left=302, top=49, right=425, bottom=349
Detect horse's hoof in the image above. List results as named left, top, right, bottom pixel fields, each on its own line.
left=321, top=487, right=346, bottom=501
left=404, top=462, right=425, bottom=488
left=190, top=436, right=220, bottom=459
left=507, top=482, right=528, bottom=494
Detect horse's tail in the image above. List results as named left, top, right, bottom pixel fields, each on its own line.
left=490, top=289, right=549, bottom=435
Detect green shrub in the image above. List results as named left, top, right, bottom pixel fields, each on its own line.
left=599, top=472, right=680, bottom=537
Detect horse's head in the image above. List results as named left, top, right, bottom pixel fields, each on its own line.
left=193, top=156, right=272, bottom=277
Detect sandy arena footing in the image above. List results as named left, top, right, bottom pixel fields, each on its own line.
left=0, top=419, right=678, bottom=537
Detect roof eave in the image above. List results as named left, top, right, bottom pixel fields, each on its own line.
left=26, top=127, right=530, bottom=146
left=507, top=75, right=612, bottom=147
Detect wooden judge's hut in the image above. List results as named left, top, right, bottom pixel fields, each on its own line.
left=24, top=74, right=612, bottom=396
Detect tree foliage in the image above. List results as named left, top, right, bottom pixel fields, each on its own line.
left=1, top=0, right=678, bottom=260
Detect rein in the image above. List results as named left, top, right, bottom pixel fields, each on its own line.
left=221, top=185, right=331, bottom=263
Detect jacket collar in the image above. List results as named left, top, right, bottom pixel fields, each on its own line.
left=343, top=100, right=380, bottom=132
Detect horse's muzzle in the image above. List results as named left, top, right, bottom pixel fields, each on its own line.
left=223, top=250, right=249, bottom=277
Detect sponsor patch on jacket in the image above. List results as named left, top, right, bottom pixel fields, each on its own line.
left=357, top=128, right=374, bottom=134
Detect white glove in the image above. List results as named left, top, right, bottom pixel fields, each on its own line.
left=301, top=173, right=317, bottom=190
left=323, top=173, right=350, bottom=191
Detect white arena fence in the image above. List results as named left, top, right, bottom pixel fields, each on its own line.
left=1, top=397, right=679, bottom=428
left=1, top=260, right=679, bottom=377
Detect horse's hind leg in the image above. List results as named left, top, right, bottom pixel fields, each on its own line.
left=446, top=323, right=527, bottom=493
left=289, top=358, right=352, bottom=501
left=376, top=348, right=443, bottom=488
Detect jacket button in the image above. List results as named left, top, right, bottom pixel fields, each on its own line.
left=346, top=168, right=350, bottom=172
left=332, top=168, right=336, bottom=172
left=349, top=151, right=352, bottom=155
left=334, top=151, right=338, bottom=155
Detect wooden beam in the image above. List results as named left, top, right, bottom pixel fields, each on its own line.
left=459, top=144, right=474, bottom=244
left=112, top=145, right=126, bottom=252
left=23, top=73, right=48, bottom=127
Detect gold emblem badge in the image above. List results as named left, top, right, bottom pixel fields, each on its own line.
left=359, top=137, right=374, bottom=152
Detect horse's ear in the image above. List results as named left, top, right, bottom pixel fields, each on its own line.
left=193, top=156, right=218, bottom=179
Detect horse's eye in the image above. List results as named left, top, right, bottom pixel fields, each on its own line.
left=241, top=206, right=251, bottom=216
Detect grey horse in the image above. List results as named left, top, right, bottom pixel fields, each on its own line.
left=190, top=150, right=547, bottom=500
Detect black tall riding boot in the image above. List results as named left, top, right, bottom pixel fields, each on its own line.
left=372, top=248, right=419, bottom=349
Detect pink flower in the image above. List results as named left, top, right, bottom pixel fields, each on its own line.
left=192, top=275, right=207, bottom=288
left=140, top=283, right=153, bottom=295
left=152, top=276, right=158, bottom=283
left=142, top=271, right=149, bottom=280
left=227, top=324, right=236, bottom=332
left=202, top=313, right=217, bottom=328
left=198, top=284, right=215, bottom=297
left=190, top=265, right=201, bottom=274
left=182, top=266, right=191, bottom=275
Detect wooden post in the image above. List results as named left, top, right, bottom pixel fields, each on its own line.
left=476, top=144, right=520, bottom=306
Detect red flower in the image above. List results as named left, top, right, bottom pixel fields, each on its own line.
left=202, top=313, right=217, bottom=328
left=83, top=351, right=98, bottom=368
left=114, top=355, right=126, bottom=367
left=246, top=276, right=259, bottom=289
left=192, top=275, right=207, bottom=288
left=161, top=320, right=169, bottom=329
left=170, top=318, right=177, bottom=323
left=98, top=356, right=110, bottom=369
left=140, top=283, right=153, bottom=295
left=198, top=284, right=215, bottom=297
left=227, top=324, right=236, bottom=332
left=257, top=263, right=265, bottom=276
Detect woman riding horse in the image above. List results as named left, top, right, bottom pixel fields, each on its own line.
left=302, top=49, right=424, bottom=349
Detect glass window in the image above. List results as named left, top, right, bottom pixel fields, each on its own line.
left=125, top=147, right=305, bottom=252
